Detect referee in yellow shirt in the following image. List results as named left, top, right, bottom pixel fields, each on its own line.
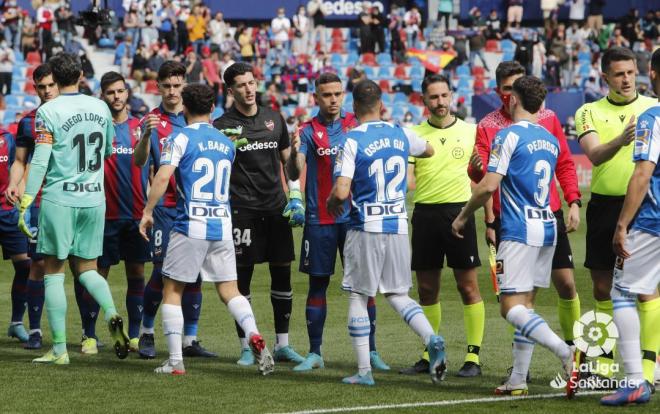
left=576, top=46, right=659, bottom=382
left=400, top=74, right=485, bottom=378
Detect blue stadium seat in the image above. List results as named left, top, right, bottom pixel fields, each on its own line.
left=5, top=95, right=21, bottom=107
left=382, top=93, right=393, bottom=105
left=377, top=65, right=392, bottom=79
left=393, top=92, right=408, bottom=104
left=579, top=64, right=590, bottom=77
left=408, top=105, right=423, bottom=120
left=14, top=51, right=23, bottom=62
left=412, top=78, right=423, bottom=92
left=501, top=39, right=515, bottom=53
left=23, top=95, right=38, bottom=107
left=330, top=53, right=344, bottom=66
left=376, top=53, right=391, bottom=65
left=488, top=79, right=497, bottom=89
left=456, top=65, right=470, bottom=77
left=457, top=77, right=471, bottom=90
left=502, top=51, right=515, bottom=61
left=392, top=105, right=405, bottom=119
left=347, top=51, right=359, bottom=66
left=363, top=66, right=376, bottom=79
left=211, top=106, right=224, bottom=121
left=409, top=65, right=424, bottom=78
left=3, top=110, right=17, bottom=125
left=578, top=51, right=591, bottom=63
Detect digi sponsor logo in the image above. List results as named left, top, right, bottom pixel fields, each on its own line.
left=63, top=182, right=102, bottom=192
left=364, top=201, right=406, bottom=218
left=525, top=206, right=555, bottom=221
left=189, top=203, right=229, bottom=219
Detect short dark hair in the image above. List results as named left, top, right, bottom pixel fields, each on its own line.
left=352, top=80, right=382, bottom=115
left=495, top=61, right=526, bottom=87
left=48, top=53, right=82, bottom=87
left=315, top=72, right=342, bottom=89
left=652, top=47, right=660, bottom=75
left=421, top=74, right=451, bottom=94
left=223, top=62, right=253, bottom=87
left=33, top=64, right=52, bottom=83
left=511, top=76, right=547, bottom=114
left=601, top=47, right=636, bottom=73
left=100, top=71, right=126, bottom=92
left=157, top=60, right=186, bottom=81
left=182, top=84, right=215, bottom=116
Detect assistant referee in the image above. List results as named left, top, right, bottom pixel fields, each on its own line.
left=400, top=74, right=485, bottom=378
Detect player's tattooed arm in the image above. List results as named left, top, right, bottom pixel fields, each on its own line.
left=327, top=176, right=352, bottom=217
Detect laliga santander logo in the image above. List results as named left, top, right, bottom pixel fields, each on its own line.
left=572, top=311, right=618, bottom=357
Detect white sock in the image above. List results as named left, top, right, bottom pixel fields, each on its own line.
left=510, top=329, right=535, bottom=384
left=506, top=304, right=570, bottom=361
left=162, top=304, right=183, bottom=362
left=140, top=325, right=155, bottom=335
left=387, top=293, right=434, bottom=345
left=275, top=333, right=289, bottom=350
left=29, top=329, right=42, bottom=335
left=239, top=337, right=249, bottom=350
left=227, top=296, right=258, bottom=338
left=183, top=335, right=196, bottom=348
left=348, top=292, right=371, bottom=375
left=612, top=289, right=644, bottom=384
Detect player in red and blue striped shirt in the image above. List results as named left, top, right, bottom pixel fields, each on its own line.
left=4, top=64, right=59, bottom=349
left=286, top=73, right=388, bottom=372
left=133, top=61, right=214, bottom=359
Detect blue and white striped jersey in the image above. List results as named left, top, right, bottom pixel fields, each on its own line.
left=487, top=121, right=559, bottom=247
left=160, top=122, right=235, bottom=240
left=632, top=104, right=660, bottom=237
left=334, top=121, right=427, bottom=234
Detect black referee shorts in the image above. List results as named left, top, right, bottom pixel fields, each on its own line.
left=584, top=193, right=624, bottom=271
left=232, top=210, right=295, bottom=266
left=411, top=203, right=481, bottom=270
left=493, top=208, right=574, bottom=270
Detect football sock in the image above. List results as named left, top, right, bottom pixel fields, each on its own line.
left=126, top=277, right=144, bottom=339
left=367, top=296, right=377, bottom=352
left=595, top=299, right=616, bottom=377
left=74, top=276, right=99, bottom=338
left=228, top=296, right=258, bottom=337
left=141, top=265, right=163, bottom=334
left=387, top=293, right=434, bottom=345
left=510, top=329, right=535, bottom=384
left=463, top=301, right=485, bottom=364
left=506, top=304, right=570, bottom=361
left=639, top=297, right=660, bottom=383
left=10, top=260, right=29, bottom=323
left=270, top=264, right=293, bottom=336
left=27, top=278, right=44, bottom=332
left=78, top=270, right=118, bottom=322
left=611, top=290, right=644, bottom=385
left=348, top=292, right=371, bottom=375
left=557, top=295, right=581, bottom=345
left=44, top=274, right=67, bottom=356
left=162, top=304, right=183, bottom=362
left=234, top=265, right=254, bottom=340
left=421, top=303, right=441, bottom=361
left=182, top=276, right=202, bottom=339
left=306, top=276, right=329, bottom=355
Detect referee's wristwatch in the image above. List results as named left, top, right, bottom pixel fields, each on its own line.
left=569, top=199, right=582, bottom=208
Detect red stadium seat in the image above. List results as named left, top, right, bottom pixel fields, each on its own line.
left=361, top=53, right=376, bottom=66
left=378, top=79, right=391, bottom=93
left=485, top=39, right=500, bottom=52
left=393, top=64, right=408, bottom=79
left=409, top=92, right=424, bottom=106
left=471, top=66, right=485, bottom=76
left=24, top=81, right=36, bottom=95
left=26, top=65, right=37, bottom=79
left=144, top=80, right=159, bottom=94
left=331, top=28, right=343, bottom=40
left=330, top=39, right=345, bottom=53
left=26, top=51, right=41, bottom=65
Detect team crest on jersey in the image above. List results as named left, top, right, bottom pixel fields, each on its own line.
left=452, top=147, right=464, bottom=159
left=634, top=128, right=650, bottom=156
left=489, top=136, right=503, bottom=165
left=265, top=119, right=275, bottom=131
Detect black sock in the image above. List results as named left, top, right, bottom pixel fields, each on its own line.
left=269, top=264, right=292, bottom=334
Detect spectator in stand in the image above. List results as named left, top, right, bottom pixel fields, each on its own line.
left=569, top=0, right=586, bottom=25
left=635, top=41, right=652, bottom=76
left=346, top=68, right=365, bottom=92
left=201, top=45, right=222, bottom=103
left=21, top=15, right=37, bottom=57
left=55, top=3, right=75, bottom=47
left=608, top=26, right=630, bottom=48
left=44, top=31, right=64, bottom=61
left=221, top=32, right=240, bottom=59
left=140, top=6, right=160, bottom=49
left=388, top=5, right=405, bottom=63
left=507, top=0, right=523, bottom=29
left=532, top=33, right=546, bottom=79
left=454, top=96, right=467, bottom=120
left=264, top=82, right=283, bottom=111
left=3, top=0, right=21, bottom=50
left=127, top=86, right=149, bottom=118
left=36, top=2, right=54, bottom=51
left=185, top=47, right=203, bottom=83
left=307, top=0, right=326, bottom=53
left=209, top=12, right=228, bottom=48
left=485, top=9, right=502, bottom=40
left=566, top=21, right=588, bottom=50
left=158, top=0, right=177, bottom=52
left=583, top=74, right=603, bottom=102
left=145, top=43, right=166, bottom=79
left=404, top=5, right=422, bottom=49
left=0, top=37, right=14, bottom=95
left=358, top=4, right=374, bottom=54
left=641, top=11, right=658, bottom=41
left=621, top=8, right=640, bottom=47
left=220, top=51, right=235, bottom=80
left=271, top=7, right=291, bottom=51
left=513, top=30, right=535, bottom=75
left=255, top=24, right=270, bottom=59
left=292, top=6, right=310, bottom=56
left=437, top=0, right=453, bottom=32
left=124, top=2, right=140, bottom=50
left=541, top=0, right=560, bottom=38
left=586, top=0, right=605, bottom=34
left=237, top=25, right=254, bottom=62
left=468, top=27, right=490, bottom=72
left=177, top=1, right=191, bottom=54
left=468, top=7, right=486, bottom=28
left=370, top=6, right=387, bottom=54
left=187, top=4, right=207, bottom=54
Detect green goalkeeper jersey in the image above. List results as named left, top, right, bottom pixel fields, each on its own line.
left=32, top=93, right=115, bottom=207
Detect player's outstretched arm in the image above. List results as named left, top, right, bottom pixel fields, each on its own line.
left=134, top=114, right=160, bottom=167
left=139, top=164, right=176, bottom=241
left=612, top=160, right=654, bottom=258
left=452, top=172, right=502, bottom=239
left=327, top=176, right=351, bottom=217
left=6, top=147, right=28, bottom=205
left=18, top=142, right=52, bottom=238
left=285, top=129, right=305, bottom=181
left=579, top=115, right=636, bottom=166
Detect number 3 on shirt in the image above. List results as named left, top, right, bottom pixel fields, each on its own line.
left=534, top=160, right=551, bottom=206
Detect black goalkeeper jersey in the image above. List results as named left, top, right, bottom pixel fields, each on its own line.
left=213, top=105, right=290, bottom=216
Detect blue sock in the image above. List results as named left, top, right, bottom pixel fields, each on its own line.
left=142, top=266, right=163, bottom=330
left=368, top=296, right=377, bottom=352
left=306, top=276, right=329, bottom=355
left=27, top=279, right=44, bottom=331
left=74, top=278, right=99, bottom=339
left=10, top=260, right=30, bottom=323
left=182, top=277, right=202, bottom=337
left=126, top=277, right=144, bottom=339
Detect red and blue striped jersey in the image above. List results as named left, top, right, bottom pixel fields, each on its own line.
left=141, top=105, right=186, bottom=209
left=0, top=130, right=16, bottom=211
left=15, top=109, right=42, bottom=207
left=104, top=116, right=149, bottom=220
left=298, top=111, right=357, bottom=224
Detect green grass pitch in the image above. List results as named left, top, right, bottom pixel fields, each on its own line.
left=0, top=196, right=658, bottom=413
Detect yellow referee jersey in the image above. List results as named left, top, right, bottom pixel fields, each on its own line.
left=409, top=117, right=476, bottom=204
left=575, top=94, right=656, bottom=196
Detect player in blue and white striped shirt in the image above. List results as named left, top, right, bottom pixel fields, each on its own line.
left=139, top=84, right=273, bottom=376
left=602, top=50, right=660, bottom=406
left=327, top=80, right=446, bottom=386
left=452, top=76, right=580, bottom=398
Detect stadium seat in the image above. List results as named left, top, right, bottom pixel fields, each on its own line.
left=409, top=65, right=424, bottom=78
left=25, top=65, right=36, bottom=79
left=501, top=39, right=515, bottom=53
left=3, top=110, right=17, bottom=125
left=378, top=79, right=391, bottom=93
left=457, top=77, right=471, bottom=90
left=144, top=80, right=159, bottom=94
left=376, top=53, right=391, bottom=65
left=23, top=81, right=36, bottom=95
left=393, top=64, right=409, bottom=79
left=472, top=66, right=485, bottom=76
left=393, top=92, right=408, bottom=105
left=502, top=51, right=515, bottom=62
left=377, top=65, right=392, bottom=79
left=14, top=51, right=23, bottom=62
left=456, top=65, right=470, bottom=77
left=409, top=92, right=423, bottom=106
left=23, top=95, right=38, bottom=107
left=331, top=28, right=343, bottom=40
left=392, top=105, right=405, bottom=120
left=485, top=39, right=500, bottom=52
left=363, top=66, right=375, bottom=79
left=330, top=53, right=344, bottom=66
left=26, top=51, right=41, bottom=65
left=361, top=53, right=377, bottom=66
left=411, top=78, right=423, bottom=92
left=211, top=106, right=224, bottom=121
left=578, top=51, right=591, bottom=63
left=330, top=39, right=345, bottom=54
left=5, top=95, right=21, bottom=107
left=346, top=51, right=359, bottom=66
left=488, top=78, right=498, bottom=89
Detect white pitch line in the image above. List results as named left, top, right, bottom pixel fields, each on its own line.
left=269, top=390, right=608, bottom=414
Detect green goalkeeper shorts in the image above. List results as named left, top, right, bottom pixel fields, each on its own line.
left=37, top=199, right=105, bottom=260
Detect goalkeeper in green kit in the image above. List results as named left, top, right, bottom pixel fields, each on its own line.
left=17, top=53, right=130, bottom=364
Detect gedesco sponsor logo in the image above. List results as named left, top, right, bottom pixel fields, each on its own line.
left=322, top=0, right=385, bottom=16
left=317, top=146, right=339, bottom=156
left=113, top=146, right=134, bottom=155
left=238, top=141, right=279, bottom=152
left=0, top=155, right=9, bottom=163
